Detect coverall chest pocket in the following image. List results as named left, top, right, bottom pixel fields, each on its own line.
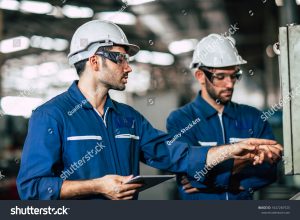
left=115, top=127, right=139, bottom=143
left=114, top=127, right=139, bottom=154
left=64, top=135, right=106, bottom=167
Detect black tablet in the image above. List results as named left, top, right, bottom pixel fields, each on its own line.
left=125, top=175, right=176, bottom=192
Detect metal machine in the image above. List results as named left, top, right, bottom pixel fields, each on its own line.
left=278, top=24, right=300, bottom=200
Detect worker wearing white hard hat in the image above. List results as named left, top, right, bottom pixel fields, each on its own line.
left=68, top=20, right=139, bottom=66
left=167, top=34, right=283, bottom=200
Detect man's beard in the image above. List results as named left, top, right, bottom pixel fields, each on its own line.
left=205, top=78, right=233, bottom=105
left=102, top=78, right=126, bottom=91
left=100, top=65, right=127, bottom=91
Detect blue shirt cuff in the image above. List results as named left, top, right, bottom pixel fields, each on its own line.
left=187, top=146, right=211, bottom=185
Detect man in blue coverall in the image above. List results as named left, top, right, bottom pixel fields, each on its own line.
left=167, top=34, right=282, bottom=200
left=16, top=21, right=281, bottom=200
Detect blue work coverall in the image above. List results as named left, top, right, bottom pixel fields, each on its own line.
left=166, top=92, right=277, bottom=200
left=17, top=81, right=210, bottom=200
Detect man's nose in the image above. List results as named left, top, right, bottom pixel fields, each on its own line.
left=224, top=77, right=235, bottom=88
left=123, top=62, right=132, bottom=73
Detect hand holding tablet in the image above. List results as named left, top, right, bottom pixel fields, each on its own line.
left=125, top=175, right=176, bottom=192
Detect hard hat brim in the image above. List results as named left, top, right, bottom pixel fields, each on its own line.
left=117, top=43, right=140, bottom=56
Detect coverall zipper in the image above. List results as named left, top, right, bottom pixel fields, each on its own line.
left=218, top=113, right=229, bottom=200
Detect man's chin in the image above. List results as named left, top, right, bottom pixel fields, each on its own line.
left=220, top=97, right=231, bottom=104
left=111, top=85, right=126, bottom=91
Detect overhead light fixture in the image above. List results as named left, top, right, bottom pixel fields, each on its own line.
left=39, top=37, right=53, bottom=50
left=122, top=0, right=156, bottom=6
left=62, top=5, right=94, bottom=18
left=0, top=96, right=43, bottom=118
left=0, top=36, right=30, bottom=53
left=0, top=0, right=19, bottom=11
left=20, top=0, right=53, bottom=14
left=95, top=12, right=137, bottom=25
left=296, top=0, right=300, bottom=5
left=151, top=51, right=174, bottom=66
left=52, top=38, right=69, bottom=51
left=134, top=50, right=152, bottom=63
left=30, top=35, right=68, bottom=51
left=134, top=50, right=174, bottom=66
left=168, top=39, right=198, bottom=55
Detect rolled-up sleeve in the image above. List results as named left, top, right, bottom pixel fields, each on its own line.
left=16, top=109, right=64, bottom=200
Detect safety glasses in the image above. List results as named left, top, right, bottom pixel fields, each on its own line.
left=95, top=51, right=130, bottom=65
left=200, top=67, right=242, bottom=84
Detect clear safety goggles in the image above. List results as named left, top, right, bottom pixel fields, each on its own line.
left=95, top=50, right=130, bottom=65
left=200, top=67, right=242, bottom=86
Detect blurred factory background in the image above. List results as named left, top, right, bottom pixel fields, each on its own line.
left=0, top=0, right=300, bottom=200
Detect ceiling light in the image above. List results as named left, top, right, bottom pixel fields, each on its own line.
left=0, top=0, right=19, bottom=11
left=123, top=0, right=155, bottom=6
left=0, top=36, right=30, bottom=53
left=95, top=11, right=136, bottom=25
left=168, top=39, right=198, bottom=55
left=62, top=5, right=93, bottom=18
left=20, top=0, right=53, bottom=14
left=1, top=96, right=43, bottom=118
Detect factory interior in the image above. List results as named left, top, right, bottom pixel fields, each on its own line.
left=0, top=0, right=300, bottom=200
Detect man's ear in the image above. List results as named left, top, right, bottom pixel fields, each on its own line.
left=88, top=55, right=100, bottom=71
left=194, top=69, right=205, bottom=85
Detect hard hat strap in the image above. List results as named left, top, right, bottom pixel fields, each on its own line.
left=69, top=41, right=114, bottom=65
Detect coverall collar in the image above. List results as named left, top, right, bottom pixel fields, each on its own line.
left=68, top=80, right=119, bottom=113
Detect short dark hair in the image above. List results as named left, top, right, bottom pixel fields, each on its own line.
left=74, top=46, right=113, bottom=77
left=74, top=58, right=88, bottom=77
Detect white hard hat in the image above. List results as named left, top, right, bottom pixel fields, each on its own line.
left=190, top=34, right=247, bottom=69
left=68, top=20, right=140, bottom=65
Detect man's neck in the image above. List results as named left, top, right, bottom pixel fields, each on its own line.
left=78, top=78, right=108, bottom=115
left=201, top=90, right=225, bottom=113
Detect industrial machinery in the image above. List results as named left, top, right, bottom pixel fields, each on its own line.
left=278, top=24, right=300, bottom=200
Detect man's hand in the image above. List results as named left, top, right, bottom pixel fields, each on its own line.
left=181, top=176, right=200, bottom=194
left=230, top=138, right=277, bottom=161
left=206, top=138, right=277, bottom=168
left=60, top=174, right=142, bottom=200
left=93, top=175, right=143, bottom=200
left=182, top=138, right=281, bottom=194
left=232, top=143, right=282, bottom=173
left=256, top=144, right=283, bottom=165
